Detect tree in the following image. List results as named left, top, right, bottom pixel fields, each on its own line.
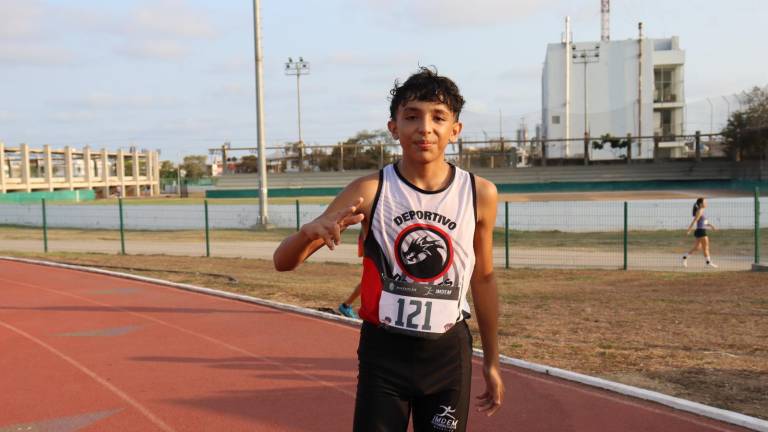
left=180, top=155, right=208, bottom=180
left=338, top=129, right=396, bottom=170
left=237, top=155, right=259, bottom=173
left=305, top=129, right=396, bottom=171
left=722, top=86, right=768, bottom=161
left=159, top=160, right=177, bottom=180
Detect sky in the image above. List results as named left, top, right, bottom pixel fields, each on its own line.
left=1, top=0, right=766, bottom=162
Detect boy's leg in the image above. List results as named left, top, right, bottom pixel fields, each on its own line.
left=353, top=322, right=414, bottom=432
left=344, top=283, right=362, bottom=306
left=353, top=366, right=411, bottom=432
left=411, top=322, right=473, bottom=432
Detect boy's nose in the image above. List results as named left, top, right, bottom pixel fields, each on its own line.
left=416, top=118, right=431, bottom=134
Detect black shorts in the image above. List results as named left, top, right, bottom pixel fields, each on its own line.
left=694, top=228, right=707, bottom=238
left=353, top=320, right=473, bottom=432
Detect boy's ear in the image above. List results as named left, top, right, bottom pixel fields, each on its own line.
left=449, top=120, right=463, bottom=142
left=387, top=119, right=399, bottom=140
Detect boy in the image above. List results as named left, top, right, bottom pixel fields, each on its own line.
left=274, top=67, right=504, bottom=431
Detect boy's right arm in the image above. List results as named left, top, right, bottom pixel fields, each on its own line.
left=273, top=174, right=378, bottom=271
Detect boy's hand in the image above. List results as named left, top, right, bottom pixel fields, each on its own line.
left=476, top=362, right=504, bottom=416
left=300, top=197, right=365, bottom=250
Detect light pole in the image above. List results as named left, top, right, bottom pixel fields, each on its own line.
left=572, top=44, right=600, bottom=160
left=706, top=97, right=714, bottom=134
left=285, top=57, right=310, bottom=172
left=252, top=0, right=269, bottom=227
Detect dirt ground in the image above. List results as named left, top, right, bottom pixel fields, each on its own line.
left=2, top=251, right=765, bottom=420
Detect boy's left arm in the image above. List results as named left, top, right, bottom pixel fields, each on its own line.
left=470, top=176, right=505, bottom=416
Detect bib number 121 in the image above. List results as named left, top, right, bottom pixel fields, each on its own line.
left=394, top=298, right=433, bottom=331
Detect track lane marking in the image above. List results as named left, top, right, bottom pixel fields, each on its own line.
left=0, top=319, right=175, bottom=432
left=0, top=275, right=357, bottom=398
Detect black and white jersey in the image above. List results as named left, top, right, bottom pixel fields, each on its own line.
left=359, top=163, right=477, bottom=339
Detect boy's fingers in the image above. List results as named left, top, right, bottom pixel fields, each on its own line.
left=340, top=213, right=365, bottom=227
left=323, top=233, right=335, bottom=250
left=333, top=224, right=342, bottom=245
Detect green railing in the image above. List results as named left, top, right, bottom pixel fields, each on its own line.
left=1, top=191, right=764, bottom=271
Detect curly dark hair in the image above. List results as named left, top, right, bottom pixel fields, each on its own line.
left=388, top=67, right=465, bottom=120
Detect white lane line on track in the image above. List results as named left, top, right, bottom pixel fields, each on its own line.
left=0, top=275, right=357, bottom=399
left=0, top=319, right=175, bottom=432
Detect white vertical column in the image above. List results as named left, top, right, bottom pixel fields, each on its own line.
left=44, top=145, right=54, bottom=191
left=117, top=149, right=125, bottom=198
left=21, top=143, right=31, bottom=192
left=83, top=146, right=92, bottom=189
left=145, top=150, right=154, bottom=197
left=0, top=142, right=6, bottom=194
left=64, top=146, right=73, bottom=190
left=132, top=148, right=140, bottom=197
left=153, top=151, right=160, bottom=196
left=101, top=148, right=110, bottom=198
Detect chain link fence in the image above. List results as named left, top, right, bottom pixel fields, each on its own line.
left=1, top=192, right=763, bottom=271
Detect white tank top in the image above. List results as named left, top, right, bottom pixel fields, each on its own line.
left=358, top=163, right=477, bottom=339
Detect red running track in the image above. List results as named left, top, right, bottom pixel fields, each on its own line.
left=0, top=259, right=754, bottom=432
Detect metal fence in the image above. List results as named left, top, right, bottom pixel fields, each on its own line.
left=219, top=132, right=730, bottom=173
left=0, top=192, right=764, bottom=271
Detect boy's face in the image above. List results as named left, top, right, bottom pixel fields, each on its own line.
left=387, top=100, right=462, bottom=165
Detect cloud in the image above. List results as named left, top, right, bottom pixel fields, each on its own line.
left=207, top=57, right=252, bottom=74
left=0, top=44, right=75, bottom=66
left=498, top=65, right=542, bottom=81
left=49, top=110, right=98, bottom=123
left=114, top=40, right=188, bottom=61
left=79, top=92, right=179, bottom=110
left=126, top=0, right=215, bottom=39
left=361, top=0, right=558, bottom=28
left=0, top=110, right=15, bottom=122
left=0, top=0, right=45, bottom=40
left=325, top=52, right=420, bottom=73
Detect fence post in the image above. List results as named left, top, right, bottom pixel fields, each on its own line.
left=41, top=199, right=48, bottom=253
left=756, top=187, right=761, bottom=264
left=295, top=199, right=300, bottom=232
left=505, top=201, right=509, bottom=269
left=695, top=131, right=702, bottom=162
left=623, top=201, right=628, bottom=270
left=118, top=198, right=125, bottom=255
left=204, top=199, right=210, bottom=258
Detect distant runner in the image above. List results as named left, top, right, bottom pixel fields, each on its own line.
left=683, top=197, right=718, bottom=268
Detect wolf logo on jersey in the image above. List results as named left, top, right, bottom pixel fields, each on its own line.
left=395, top=224, right=453, bottom=282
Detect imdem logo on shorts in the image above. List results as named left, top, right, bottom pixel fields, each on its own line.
left=431, top=405, right=459, bottom=431
left=394, top=224, right=453, bottom=282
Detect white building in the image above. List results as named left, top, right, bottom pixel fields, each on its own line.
left=541, top=28, right=686, bottom=160
left=0, top=143, right=160, bottom=197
